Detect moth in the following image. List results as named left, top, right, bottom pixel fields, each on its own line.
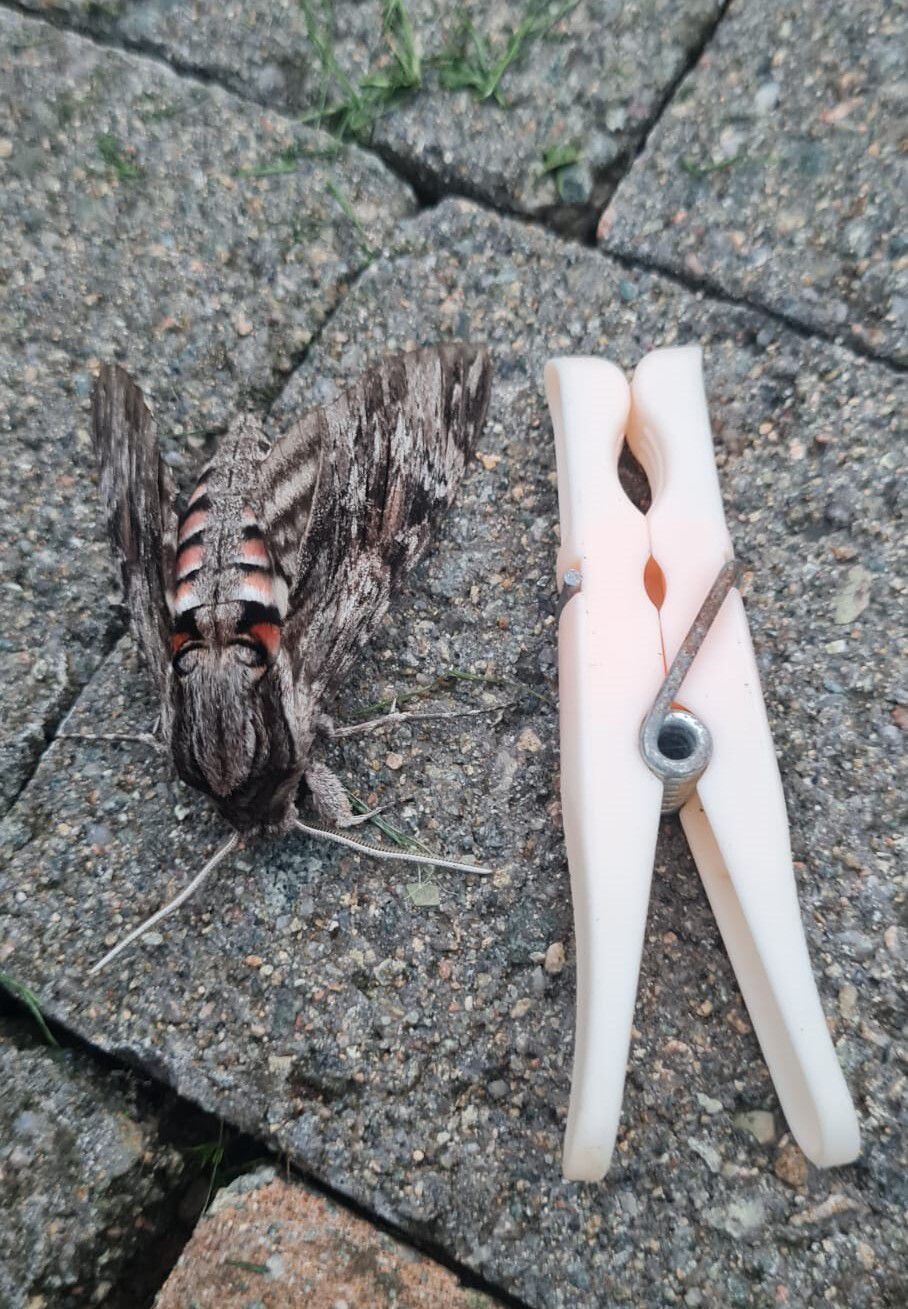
left=89, top=344, right=494, bottom=970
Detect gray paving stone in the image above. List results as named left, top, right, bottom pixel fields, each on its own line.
left=0, top=1025, right=184, bottom=1308
left=1, top=201, right=905, bottom=1308
left=600, top=0, right=908, bottom=363
left=0, top=9, right=414, bottom=813
left=15, top=0, right=725, bottom=217
left=0, top=364, right=118, bottom=816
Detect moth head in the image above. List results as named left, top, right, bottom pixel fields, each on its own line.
left=167, top=616, right=302, bottom=832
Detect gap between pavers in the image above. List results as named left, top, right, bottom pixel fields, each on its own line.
left=8, top=0, right=900, bottom=374
left=8, top=0, right=727, bottom=223
left=0, top=1018, right=185, bottom=1309
left=600, top=0, right=907, bottom=365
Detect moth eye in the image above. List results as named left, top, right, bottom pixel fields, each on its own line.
left=231, top=641, right=267, bottom=670
left=173, top=645, right=202, bottom=676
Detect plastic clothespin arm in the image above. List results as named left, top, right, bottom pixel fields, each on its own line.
left=629, top=346, right=860, bottom=1167
left=545, top=357, right=665, bottom=1181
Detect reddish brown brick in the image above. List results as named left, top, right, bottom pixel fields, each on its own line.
left=156, top=1169, right=494, bottom=1309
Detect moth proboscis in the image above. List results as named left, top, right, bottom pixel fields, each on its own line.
left=88, top=343, right=495, bottom=972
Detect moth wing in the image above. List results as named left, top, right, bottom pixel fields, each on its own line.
left=92, top=364, right=178, bottom=690
left=259, top=343, right=492, bottom=696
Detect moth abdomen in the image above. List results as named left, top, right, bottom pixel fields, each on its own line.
left=235, top=599, right=283, bottom=662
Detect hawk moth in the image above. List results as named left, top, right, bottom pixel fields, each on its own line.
left=89, top=343, right=494, bottom=969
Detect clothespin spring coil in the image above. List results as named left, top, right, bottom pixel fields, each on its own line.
left=639, top=559, right=738, bottom=814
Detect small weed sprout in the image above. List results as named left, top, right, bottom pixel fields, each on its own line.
left=97, top=132, right=143, bottom=181
left=537, top=139, right=583, bottom=199
left=300, top=0, right=423, bottom=141
left=300, top=0, right=579, bottom=132
left=433, top=1, right=579, bottom=105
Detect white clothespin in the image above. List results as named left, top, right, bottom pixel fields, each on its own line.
left=544, top=345, right=860, bottom=1182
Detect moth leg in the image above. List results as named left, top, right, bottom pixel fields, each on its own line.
left=323, top=700, right=511, bottom=740
left=55, top=717, right=164, bottom=753
left=304, top=760, right=391, bottom=829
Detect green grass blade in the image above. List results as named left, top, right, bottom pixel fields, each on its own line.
left=0, top=970, right=59, bottom=1047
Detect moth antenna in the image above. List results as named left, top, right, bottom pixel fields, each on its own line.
left=90, top=832, right=240, bottom=975
left=293, top=819, right=492, bottom=876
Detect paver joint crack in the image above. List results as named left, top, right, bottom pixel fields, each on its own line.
left=4, top=0, right=902, bottom=374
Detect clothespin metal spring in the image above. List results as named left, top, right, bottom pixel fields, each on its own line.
left=640, top=558, right=738, bottom=814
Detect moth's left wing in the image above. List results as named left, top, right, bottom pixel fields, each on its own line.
left=92, top=364, right=178, bottom=690
left=259, top=344, right=492, bottom=697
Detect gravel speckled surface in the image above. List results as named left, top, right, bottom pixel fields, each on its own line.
left=1, top=201, right=904, bottom=1307
left=0, top=9, right=414, bottom=425
left=13, top=0, right=724, bottom=217
left=0, top=1024, right=184, bottom=1308
left=0, top=8, right=413, bottom=813
left=0, top=362, right=120, bottom=816
left=599, top=0, right=907, bottom=363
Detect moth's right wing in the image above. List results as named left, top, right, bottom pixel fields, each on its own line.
left=258, top=344, right=492, bottom=698
left=92, top=364, right=178, bottom=691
